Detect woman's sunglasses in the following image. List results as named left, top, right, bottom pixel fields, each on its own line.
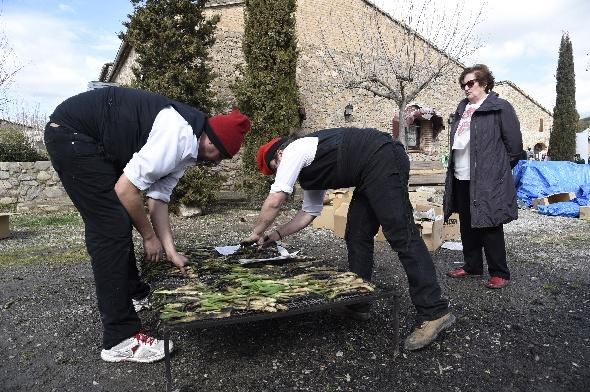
left=460, top=79, right=477, bottom=89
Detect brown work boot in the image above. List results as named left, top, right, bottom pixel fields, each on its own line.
left=404, top=313, right=456, bottom=351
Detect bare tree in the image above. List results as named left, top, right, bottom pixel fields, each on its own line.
left=0, top=11, right=23, bottom=114
left=316, top=0, right=485, bottom=146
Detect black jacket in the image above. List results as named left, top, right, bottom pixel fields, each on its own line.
left=443, top=92, right=523, bottom=228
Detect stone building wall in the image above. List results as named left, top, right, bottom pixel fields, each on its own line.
left=107, top=0, right=553, bottom=180
left=0, top=161, right=74, bottom=213
left=111, top=48, right=139, bottom=87
left=201, top=0, right=466, bottom=163
left=495, top=82, right=552, bottom=153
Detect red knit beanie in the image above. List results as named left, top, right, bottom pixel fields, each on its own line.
left=208, top=108, right=251, bottom=158
left=256, top=137, right=284, bottom=175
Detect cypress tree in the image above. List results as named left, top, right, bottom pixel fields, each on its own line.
left=121, top=0, right=223, bottom=210
left=121, top=0, right=219, bottom=114
left=233, top=0, right=300, bottom=194
left=549, top=33, right=579, bottom=161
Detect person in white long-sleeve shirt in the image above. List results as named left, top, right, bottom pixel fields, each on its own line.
left=44, top=86, right=250, bottom=364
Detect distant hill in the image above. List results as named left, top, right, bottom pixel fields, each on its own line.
left=580, top=116, right=590, bottom=130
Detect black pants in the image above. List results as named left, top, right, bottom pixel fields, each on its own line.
left=454, top=179, right=510, bottom=280
left=345, top=143, right=449, bottom=322
left=44, top=124, right=150, bottom=349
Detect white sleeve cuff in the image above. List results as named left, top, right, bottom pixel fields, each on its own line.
left=123, top=165, right=151, bottom=191
left=270, top=183, right=294, bottom=194
left=145, top=190, right=171, bottom=203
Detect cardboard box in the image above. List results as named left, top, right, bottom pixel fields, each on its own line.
left=332, top=195, right=352, bottom=212
left=408, top=190, right=434, bottom=207
left=414, top=202, right=444, bottom=218
left=580, top=206, right=590, bottom=221
left=416, top=218, right=443, bottom=251
left=333, top=202, right=349, bottom=238
left=312, top=205, right=335, bottom=230
left=376, top=202, right=447, bottom=245
left=532, top=192, right=576, bottom=208
left=334, top=200, right=445, bottom=250
left=0, top=213, right=10, bottom=239
left=328, top=189, right=352, bottom=210
left=442, top=213, right=460, bottom=241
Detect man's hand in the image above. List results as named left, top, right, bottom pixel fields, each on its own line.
left=240, top=233, right=261, bottom=246
left=258, top=229, right=281, bottom=248
left=167, top=251, right=188, bottom=275
left=143, top=235, right=164, bottom=262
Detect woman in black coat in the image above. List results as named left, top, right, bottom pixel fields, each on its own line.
left=443, top=64, right=523, bottom=289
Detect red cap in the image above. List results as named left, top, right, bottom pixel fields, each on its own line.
left=256, top=137, right=283, bottom=175
left=208, top=108, right=251, bottom=158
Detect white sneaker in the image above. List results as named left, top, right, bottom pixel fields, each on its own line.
left=100, top=332, right=172, bottom=363
left=132, top=296, right=151, bottom=312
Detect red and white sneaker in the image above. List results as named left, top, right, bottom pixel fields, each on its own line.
left=100, top=332, right=172, bottom=363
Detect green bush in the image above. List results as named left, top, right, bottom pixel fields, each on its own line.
left=0, top=127, right=47, bottom=162
left=170, top=166, right=226, bottom=213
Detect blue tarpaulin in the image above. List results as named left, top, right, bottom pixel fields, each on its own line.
left=536, top=202, right=580, bottom=218
left=513, top=161, right=590, bottom=217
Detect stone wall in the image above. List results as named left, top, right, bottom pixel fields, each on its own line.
left=0, top=161, right=74, bottom=213
left=111, top=47, right=139, bottom=87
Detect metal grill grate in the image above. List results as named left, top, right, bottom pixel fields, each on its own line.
left=148, top=245, right=398, bottom=392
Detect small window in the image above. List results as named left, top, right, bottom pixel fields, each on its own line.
left=539, top=118, right=544, bottom=132
left=407, top=124, right=420, bottom=149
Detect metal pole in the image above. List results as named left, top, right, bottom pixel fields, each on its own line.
left=164, top=330, right=172, bottom=392
left=392, top=292, right=400, bottom=358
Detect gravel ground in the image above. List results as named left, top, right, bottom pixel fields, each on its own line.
left=0, top=202, right=589, bottom=392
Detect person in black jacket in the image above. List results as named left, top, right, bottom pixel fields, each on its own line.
left=443, top=64, right=523, bottom=289
left=243, top=128, right=455, bottom=351
left=44, top=86, right=250, bottom=363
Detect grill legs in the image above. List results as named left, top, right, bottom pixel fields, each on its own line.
left=164, top=331, right=172, bottom=392
left=392, top=293, right=400, bottom=357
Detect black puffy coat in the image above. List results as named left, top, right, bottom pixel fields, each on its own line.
left=443, top=92, right=523, bottom=228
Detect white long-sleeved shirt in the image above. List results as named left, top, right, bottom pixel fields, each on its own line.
left=123, top=106, right=199, bottom=202
left=270, top=137, right=326, bottom=216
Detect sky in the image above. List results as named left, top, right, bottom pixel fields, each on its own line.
left=1, top=0, right=589, bottom=122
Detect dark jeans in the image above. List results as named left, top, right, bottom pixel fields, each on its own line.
left=454, top=179, right=510, bottom=279
left=44, top=123, right=150, bottom=349
left=345, top=143, right=449, bottom=322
